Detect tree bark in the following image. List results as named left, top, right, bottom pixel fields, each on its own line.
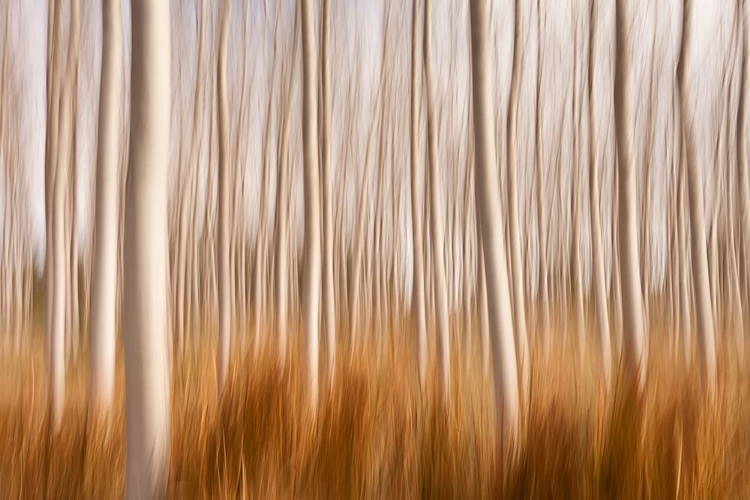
left=739, top=0, right=750, bottom=339
left=469, top=0, right=520, bottom=451
left=424, top=0, right=451, bottom=401
left=89, top=0, right=123, bottom=416
left=301, top=0, right=322, bottom=408
left=508, top=0, right=531, bottom=403
left=123, top=0, right=172, bottom=495
left=588, top=0, right=612, bottom=388
left=319, top=0, right=336, bottom=386
left=677, top=0, right=717, bottom=398
left=44, top=0, right=65, bottom=431
left=614, top=0, right=647, bottom=390
left=217, top=0, right=232, bottom=393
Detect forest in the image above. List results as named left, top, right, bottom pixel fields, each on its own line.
left=1, top=0, right=750, bottom=497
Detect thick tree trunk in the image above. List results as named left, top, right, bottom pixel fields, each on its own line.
left=217, top=0, right=232, bottom=393
left=89, top=0, right=123, bottom=416
left=469, top=0, right=520, bottom=451
left=123, top=0, right=171, bottom=496
left=301, top=0, right=322, bottom=408
left=614, top=0, right=647, bottom=390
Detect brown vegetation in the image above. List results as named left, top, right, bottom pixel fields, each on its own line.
left=0, top=324, right=748, bottom=498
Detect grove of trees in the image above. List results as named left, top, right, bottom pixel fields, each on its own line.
left=1, top=0, right=749, bottom=495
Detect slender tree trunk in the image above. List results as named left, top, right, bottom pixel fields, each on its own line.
left=470, top=0, right=520, bottom=451
left=51, top=0, right=81, bottom=430
left=677, top=0, right=717, bottom=398
left=44, top=0, right=64, bottom=431
left=123, top=0, right=172, bottom=495
left=89, top=0, right=123, bottom=416
left=614, top=0, right=647, bottom=390
left=424, top=0, right=451, bottom=401
left=739, top=0, right=750, bottom=338
left=588, top=0, right=611, bottom=387
left=301, top=0, right=322, bottom=408
left=319, top=0, right=336, bottom=386
left=216, top=0, right=232, bottom=393
left=507, top=0, right=530, bottom=402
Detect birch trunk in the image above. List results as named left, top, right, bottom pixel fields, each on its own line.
left=739, top=0, right=750, bottom=333
left=319, top=0, right=336, bottom=386
left=424, top=0, right=451, bottom=401
left=89, top=0, right=123, bottom=416
left=301, top=0, right=322, bottom=408
left=470, top=0, right=520, bottom=450
left=217, top=0, right=232, bottom=393
left=614, top=0, right=647, bottom=390
left=507, top=0, right=530, bottom=402
left=677, top=0, right=717, bottom=398
left=123, top=0, right=171, bottom=495
left=44, top=0, right=64, bottom=431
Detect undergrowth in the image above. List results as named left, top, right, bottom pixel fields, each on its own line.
left=0, top=327, right=748, bottom=498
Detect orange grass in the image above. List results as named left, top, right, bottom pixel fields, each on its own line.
left=0, top=325, right=749, bottom=498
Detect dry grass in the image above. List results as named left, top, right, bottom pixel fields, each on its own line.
left=0, top=325, right=749, bottom=499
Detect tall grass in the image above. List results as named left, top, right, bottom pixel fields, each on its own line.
left=0, top=325, right=748, bottom=498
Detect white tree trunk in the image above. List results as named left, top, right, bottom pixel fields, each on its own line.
left=216, top=0, right=232, bottom=393
left=320, top=0, right=336, bottom=386
left=508, top=0, right=531, bottom=403
left=424, top=0, right=451, bottom=401
left=301, top=0, right=322, bottom=408
left=614, top=0, right=647, bottom=390
left=123, top=0, right=171, bottom=496
left=739, top=0, right=750, bottom=340
left=588, top=0, right=612, bottom=388
left=89, top=0, right=123, bottom=416
left=469, top=0, right=520, bottom=450
left=410, top=0, right=427, bottom=387
left=678, top=0, right=717, bottom=398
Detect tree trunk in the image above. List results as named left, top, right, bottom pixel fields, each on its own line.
left=216, top=0, right=232, bottom=393
left=319, top=0, right=336, bottom=386
left=123, top=0, right=171, bottom=495
left=677, top=0, right=717, bottom=398
left=469, top=0, right=520, bottom=450
left=44, top=0, right=63, bottom=430
left=588, top=0, right=612, bottom=388
left=739, top=0, right=750, bottom=341
left=89, top=0, right=123, bottom=416
left=301, top=0, right=322, bottom=408
left=614, top=0, right=647, bottom=390
left=508, top=0, right=531, bottom=403
left=424, top=0, right=451, bottom=401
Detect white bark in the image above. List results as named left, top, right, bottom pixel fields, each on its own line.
left=678, top=0, right=717, bottom=398
left=424, top=0, right=451, bottom=401
left=589, top=0, right=612, bottom=389
left=123, top=0, right=172, bottom=496
left=217, top=0, right=232, bottom=393
left=301, top=0, right=322, bottom=408
left=740, top=0, right=750, bottom=336
left=44, top=0, right=64, bottom=430
left=508, top=0, right=531, bottom=403
left=470, top=0, right=520, bottom=450
left=319, top=0, right=336, bottom=386
left=614, top=0, right=647, bottom=390
left=89, top=0, right=123, bottom=416
left=411, top=0, right=427, bottom=388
